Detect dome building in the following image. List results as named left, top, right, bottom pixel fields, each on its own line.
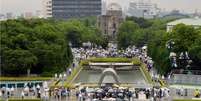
left=97, top=3, right=124, bottom=42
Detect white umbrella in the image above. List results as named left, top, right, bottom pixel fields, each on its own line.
left=43, top=81, right=48, bottom=88
left=96, top=89, right=103, bottom=93
left=75, top=83, right=81, bottom=87
left=6, top=87, right=10, bottom=92
left=36, top=84, right=40, bottom=89
left=2, top=87, right=6, bottom=89
left=142, top=46, right=147, bottom=50
left=95, top=88, right=100, bottom=91
left=108, top=89, right=114, bottom=92
left=24, top=86, right=29, bottom=92
left=44, top=88, right=49, bottom=92
left=11, top=87, right=14, bottom=92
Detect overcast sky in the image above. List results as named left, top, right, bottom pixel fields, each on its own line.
left=1, top=0, right=201, bottom=15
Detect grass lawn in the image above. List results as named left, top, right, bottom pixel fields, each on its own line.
left=0, top=77, right=52, bottom=81
left=132, top=58, right=142, bottom=65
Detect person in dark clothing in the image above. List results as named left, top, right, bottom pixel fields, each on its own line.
left=159, top=89, right=162, bottom=98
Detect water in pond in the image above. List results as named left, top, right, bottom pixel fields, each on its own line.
left=73, top=68, right=148, bottom=87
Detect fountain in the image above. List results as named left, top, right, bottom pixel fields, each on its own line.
left=98, top=68, right=120, bottom=86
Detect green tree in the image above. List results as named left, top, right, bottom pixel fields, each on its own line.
left=170, top=24, right=199, bottom=52
left=117, top=21, right=140, bottom=48
left=0, top=18, right=73, bottom=76
left=126, top=17, right=152, bottom=28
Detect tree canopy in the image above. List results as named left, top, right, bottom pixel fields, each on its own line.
left=0, top=19, right=72, bottom=76
left=0, top=17, right=107, bottom=76
left=117, top=17, right=201, bottom=75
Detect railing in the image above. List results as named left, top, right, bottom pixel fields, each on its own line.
left=171, top=69, right=201, bottom=75
left=168, top=74, right=201, bottom=85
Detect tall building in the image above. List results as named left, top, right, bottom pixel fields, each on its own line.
left=127, top=1, right=160, bottom=19
left=42, top=0, right=52, bottom=18
left=97, top=3, right=124, bottom=42
left=52, top=0, right=101, bottom=19
left=6, top=12, right=14, bottom=19
left=102, top=0, right=107, bottom=15
left=0, top=14, right=6, bottom=21
left=35, top=10, right=43, bottom=18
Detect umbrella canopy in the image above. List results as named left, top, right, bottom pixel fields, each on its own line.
left=108, top=89, right=114, bottom=92
left=24, top=86, right=29, bottom=92
left=36, top=84, right=40, bottom=89
left=11, top=87, right=14, bottom=91
left=44, top=88, right=49, bottom=92
left=96, top=89, right=103, bottom=93
left=43, top=81, right=48, bottom=88
left=75, top=83, right=81, bottom=87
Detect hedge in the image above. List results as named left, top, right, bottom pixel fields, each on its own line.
left=139, top=63, right=153, bottom=84
left=89, top=58, right=131, bottom=63
left=80, top=57, right=136, bottom=66
left=0, top=77, right=51, bottom=81
left=63, top=64, right=83, bottom=88
left=132, top=58, right=141, bottom=65
left=8, top=98, right=41, bottom=101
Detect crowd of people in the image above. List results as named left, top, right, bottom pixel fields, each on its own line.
left=1, top=44, right=201, bottom=100
left=175, top=87, right=201, bottom=98
left=73, top=45, right=145, bottom=58
left=75, top=86, right=170, bottom=101
left=0, top=82, right=50, bottom=100
left=72, top=45, right=154, bottom=71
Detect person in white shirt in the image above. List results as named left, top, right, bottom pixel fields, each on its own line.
left=21, top=91, right=25, bottom=99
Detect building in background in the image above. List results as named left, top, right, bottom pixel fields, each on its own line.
left=6, top=12, right=14, bottom=19
left=35, top=10, right=42, bottom=18
left=97, top=3, right=124, bottom=42
left=167, top=18, right=201, bottom=32
left=102, top=0, right=107, bottom=15
left=24, top=12, right=33, bottom=19
left=52, top=0, right=101, bottom=19
left=42, top=0, right=52, bottom=18
left=0, top=14, right=6, bottom=21
left=127, top=0, right=160, bottom=19
left=162, top=10, right=189, bottom=19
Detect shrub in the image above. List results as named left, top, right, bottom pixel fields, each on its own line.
left=8, top=98, right=41, bottom=101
